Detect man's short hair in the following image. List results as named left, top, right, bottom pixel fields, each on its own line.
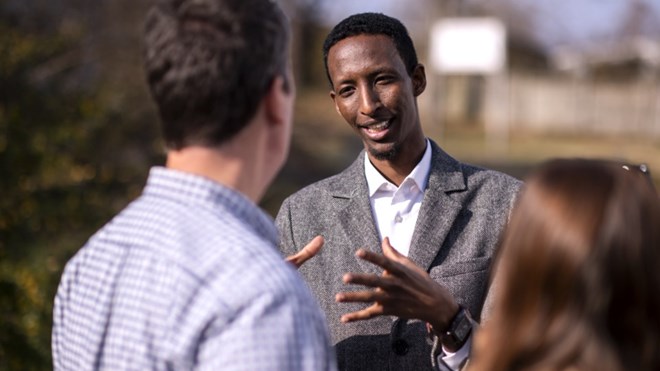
left=144, top=0, right=290, bottom=150
left=322, top=12, right=418, bottom=86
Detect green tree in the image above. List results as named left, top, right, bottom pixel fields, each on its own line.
left=0, top=2, right=161, bottom=368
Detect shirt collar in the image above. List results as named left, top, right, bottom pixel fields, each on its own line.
left=364, top=138, right=432, bottom=197
left=143, top=166, right=278, bottom=245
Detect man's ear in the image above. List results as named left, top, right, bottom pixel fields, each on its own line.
left=329, top=90, right=342, bottom=116
left=264, top=75, right=291, bottom=126
left=411, top=64, right=426, bottom=97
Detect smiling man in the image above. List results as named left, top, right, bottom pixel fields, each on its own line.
left=276, top=13, right=521, bottom=371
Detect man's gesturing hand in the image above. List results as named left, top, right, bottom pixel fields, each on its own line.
left=286, top=235, right=324, bottom=269
left=335, top=237, right=459, bottom=333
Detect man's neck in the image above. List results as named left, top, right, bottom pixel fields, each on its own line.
left=368, top=139, right=428, bottom=186
left=166, top=145, right=262, bottom=203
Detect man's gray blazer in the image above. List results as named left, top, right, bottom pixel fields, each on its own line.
left=276, top=140, right=521, bottom=371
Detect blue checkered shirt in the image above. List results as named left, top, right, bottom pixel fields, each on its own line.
left=53, top=167, right=336, bottom=370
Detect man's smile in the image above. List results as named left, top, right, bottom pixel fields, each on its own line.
left=358, top=119, right=393, bottom=140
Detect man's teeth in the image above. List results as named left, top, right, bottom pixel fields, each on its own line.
left=366, top=121, right=389, bottom=132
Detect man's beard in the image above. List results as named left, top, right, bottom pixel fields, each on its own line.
left=369, top=143, right=399, bottom=161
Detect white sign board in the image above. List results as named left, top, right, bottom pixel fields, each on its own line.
left=430, top=18, right=506, bottom=74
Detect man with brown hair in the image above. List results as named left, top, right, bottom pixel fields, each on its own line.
left=52, top=1, right=335, bottom=369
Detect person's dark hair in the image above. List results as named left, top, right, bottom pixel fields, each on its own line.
left=470, top=159, right=660, bottom=371
left=322, top=12, right=418, bottom=86
left=144, top=0, right=290, bottom=150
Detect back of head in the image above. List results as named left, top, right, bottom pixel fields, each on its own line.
left=471, top=159, right=660, bottom=371
left=144, top=0, right=290, bottom=150
left=322, top=12, right=418, bottom=86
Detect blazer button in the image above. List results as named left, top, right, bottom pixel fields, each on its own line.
left=391, top=339, right=409, bottom=355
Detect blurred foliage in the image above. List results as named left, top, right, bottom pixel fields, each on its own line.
left=2, top=1, right=656, bottom=370
left=0, top=2, right=162, bottom=368
left=0, top=0, right=327, bottom=368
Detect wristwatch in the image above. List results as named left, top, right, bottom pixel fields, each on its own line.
left=441, top=306, right=473, bottom=351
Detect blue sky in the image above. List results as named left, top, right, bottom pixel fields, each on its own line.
left=316, top=0, right=660, bottom=50
left=528, top=0, right=660, bottom=47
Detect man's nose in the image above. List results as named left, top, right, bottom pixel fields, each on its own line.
left=359, top=87, right=381, bottom=116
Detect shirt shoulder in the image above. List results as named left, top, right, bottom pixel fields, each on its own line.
left=54, top=191, right=329, bottom=370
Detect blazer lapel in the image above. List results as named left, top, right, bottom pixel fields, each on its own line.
left=408, top=141, right=466, bottom=271
left=332, top=152, right=383, bottom=275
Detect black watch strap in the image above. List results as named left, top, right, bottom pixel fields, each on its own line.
left=440, top=306, right=473, bottom=351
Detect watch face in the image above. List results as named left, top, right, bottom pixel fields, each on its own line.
left=444, top=308, right=472, bottom=348
left=455, top=315, right=472, bottom=339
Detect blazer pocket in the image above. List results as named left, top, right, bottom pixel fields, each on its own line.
left=430, top=257, right=492, bottom=278
left=429, top=257, right=494, bottom=320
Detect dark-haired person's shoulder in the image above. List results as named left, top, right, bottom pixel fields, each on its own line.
left=275, top=157, right=363, bottom=233
left=281, top=154, right=363, bottom=204
left=461, top=162, right=522, bottom=187
left=458, top=162, right=522, bottom=205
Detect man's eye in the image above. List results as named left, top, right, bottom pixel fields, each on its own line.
left=338, top=87, right=354, bottom=97
left=376, top=76, right=394, bottom=84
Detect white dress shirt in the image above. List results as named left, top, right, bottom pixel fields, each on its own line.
left=364, top=140, right=471, bottom=370
left=364, top=140, right=432, bottom=257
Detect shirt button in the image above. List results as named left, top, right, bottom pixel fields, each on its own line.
left=394, top=215, right=403, bottom=223
left=392, top=339, right=409, bottom=355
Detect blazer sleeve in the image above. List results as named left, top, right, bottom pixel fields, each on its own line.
left=275, top=196, right=299, bottom=258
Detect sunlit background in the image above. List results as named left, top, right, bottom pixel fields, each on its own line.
left=1, top=0, right=659, bottom=369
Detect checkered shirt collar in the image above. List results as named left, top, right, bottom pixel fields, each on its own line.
left=143, top=166, right=278, bottom=245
